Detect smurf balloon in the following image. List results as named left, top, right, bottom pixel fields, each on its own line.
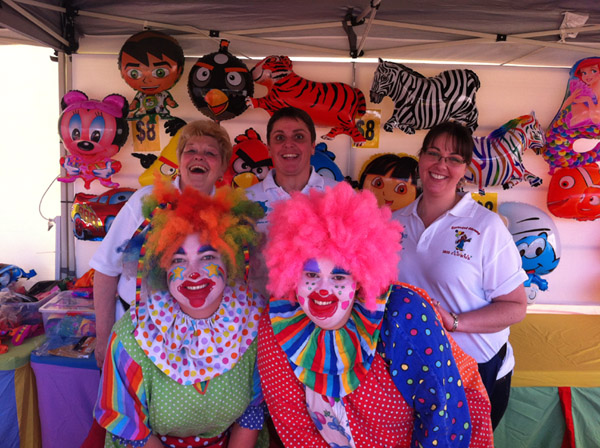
left=370, top=59, right=480, bottom=135
left=58, top=90, right=129, bottom=189
left=188, top=40, right=253, bottom=122
left=465, top=113, right=545, bottom=195
left=498, top=202, right=561, bottom=303
left=544, top=57, right=600, bottom=173
left=247, top=55, right=367, bottom=144
left=119, top=30, right=185, bottom=122
left=311, top=143, right=344, bottom=181
left=547, top=164, right=600, bottom=221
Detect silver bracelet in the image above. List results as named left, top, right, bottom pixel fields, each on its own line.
left=449, top=312, right=459, bottom=332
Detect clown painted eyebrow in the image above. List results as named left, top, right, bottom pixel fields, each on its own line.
left=303, top=258, right=320, bottom=272
left=303, top=259, right=351, bottom=276
left=174, top=244, right=216, bottom=255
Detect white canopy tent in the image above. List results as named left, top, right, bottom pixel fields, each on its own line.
left=1, top=0, right=600, bottom=66
left=1, top=0, right=599, bottom=302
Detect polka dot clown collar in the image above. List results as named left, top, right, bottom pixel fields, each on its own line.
left=269, top=288, right=389, bottom=398
left=132, top=283, right=263, bottom=385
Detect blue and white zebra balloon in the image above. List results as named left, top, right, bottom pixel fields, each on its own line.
left=369, top=59, right=480, bottom=135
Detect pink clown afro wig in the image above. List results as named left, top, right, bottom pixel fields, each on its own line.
left=265, top=182, right=403, bottom=310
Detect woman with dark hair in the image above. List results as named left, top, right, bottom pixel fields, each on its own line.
left=393, top=121, right=527, bottom=429
left=246, top=107, right=337, bottom=228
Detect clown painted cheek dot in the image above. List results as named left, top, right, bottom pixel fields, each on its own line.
left=298, top=296, right=306, bottom=305
left=341, top=300, right=351, bottom=310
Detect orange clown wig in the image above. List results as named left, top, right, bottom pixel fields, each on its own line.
left=139, top=179, right=264, bottom=291
left=264, top=182, right=403, bottom=310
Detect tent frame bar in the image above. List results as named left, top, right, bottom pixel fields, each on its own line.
left=10, top=0, right=600, bottom=61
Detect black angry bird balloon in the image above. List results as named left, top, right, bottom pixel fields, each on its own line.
left=187, top=40, right=253, bottom=121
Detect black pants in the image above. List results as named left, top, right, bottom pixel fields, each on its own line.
left=477, top=343, right=512, bottom=430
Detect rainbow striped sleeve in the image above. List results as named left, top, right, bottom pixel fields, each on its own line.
left=95, top=331, right=151, bottom=446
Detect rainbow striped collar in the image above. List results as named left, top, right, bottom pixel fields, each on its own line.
left=269, top=289, right=389, bottom=397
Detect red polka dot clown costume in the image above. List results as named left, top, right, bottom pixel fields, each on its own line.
left=95, top=181, right=268, bottom=447
left=257, top=182, right=493, bottom=448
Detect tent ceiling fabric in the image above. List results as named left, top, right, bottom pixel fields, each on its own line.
left=1, top=0, right=600, bottom=66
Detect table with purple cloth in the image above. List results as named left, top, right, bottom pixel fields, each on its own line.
left=30, top=351, right=100, bottom=448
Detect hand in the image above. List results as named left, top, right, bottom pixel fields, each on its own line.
left=432, top=300, right=455, bottom=332
left=62, top=157, right=81, bottom=176
left=245, top=97, right=255, bottom=109
left=94, top=339, right=107, bottom=369
left=92, top=161, right=117, bottom=178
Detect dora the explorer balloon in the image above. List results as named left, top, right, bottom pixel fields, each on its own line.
left=544, top=57, right=600, bottom=173
left=358, top=153, right=420, bottom=211
left=118, top=30, right=185, bottom=123
left=58, top=90, right=129, bottom=189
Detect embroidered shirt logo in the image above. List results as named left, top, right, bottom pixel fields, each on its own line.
left=454, top=230, right=471, bottom=252
left=442, top=226, right=479, bottom=261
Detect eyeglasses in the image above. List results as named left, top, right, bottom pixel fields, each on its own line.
left=421, top=148, right=466, bottom=167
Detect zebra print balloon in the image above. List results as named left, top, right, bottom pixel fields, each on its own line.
left=370, top=59, right=480, bottom=135
left=464, top=113, right=545, bottom=195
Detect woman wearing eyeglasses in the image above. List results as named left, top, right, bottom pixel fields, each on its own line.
left=392, top=121, right=528, bottom=430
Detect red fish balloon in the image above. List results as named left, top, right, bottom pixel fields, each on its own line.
left=58, top=90, right=129, bottom=189
left=547, top=164, right=600, bottom=221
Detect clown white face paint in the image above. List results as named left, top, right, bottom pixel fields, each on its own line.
left=296, top=257, right=357, bottom=330
left=167, top=233, right=227, bottom=319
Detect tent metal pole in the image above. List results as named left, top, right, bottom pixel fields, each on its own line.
left=227, top=22, right=342, bottom=35
left=3, top=0, right=69, bottom=46
left=57, top=51, right=76, bottom=280
left=356, top=0, right=381, bottom=57
left=365, top=35, right=600, bottom=58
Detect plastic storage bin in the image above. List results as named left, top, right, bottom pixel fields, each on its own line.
left=0, top=290, right=58, bottom=326
left=40, top=290, right=96, bottom=339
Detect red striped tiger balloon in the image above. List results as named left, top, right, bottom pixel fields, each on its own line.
left=247, top=55, right=367, bottom=144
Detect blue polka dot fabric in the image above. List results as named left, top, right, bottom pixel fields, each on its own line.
left=379, top=284, right=472, bottom=448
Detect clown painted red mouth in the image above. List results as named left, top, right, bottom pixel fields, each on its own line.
left=178, top=278, right=215, bottom=307
left=307, top=290, right=339, bottom=319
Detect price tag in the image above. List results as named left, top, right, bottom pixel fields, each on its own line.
left=471, top=192, right=498, bottom=213
left=131, top=115, right=161, bottom=153
left=354, top=109, right=381, bottom=148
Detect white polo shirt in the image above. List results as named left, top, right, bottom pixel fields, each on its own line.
left=392, top=193, right=527, bottom=379
left=245, top=168, right=339, bottom=234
